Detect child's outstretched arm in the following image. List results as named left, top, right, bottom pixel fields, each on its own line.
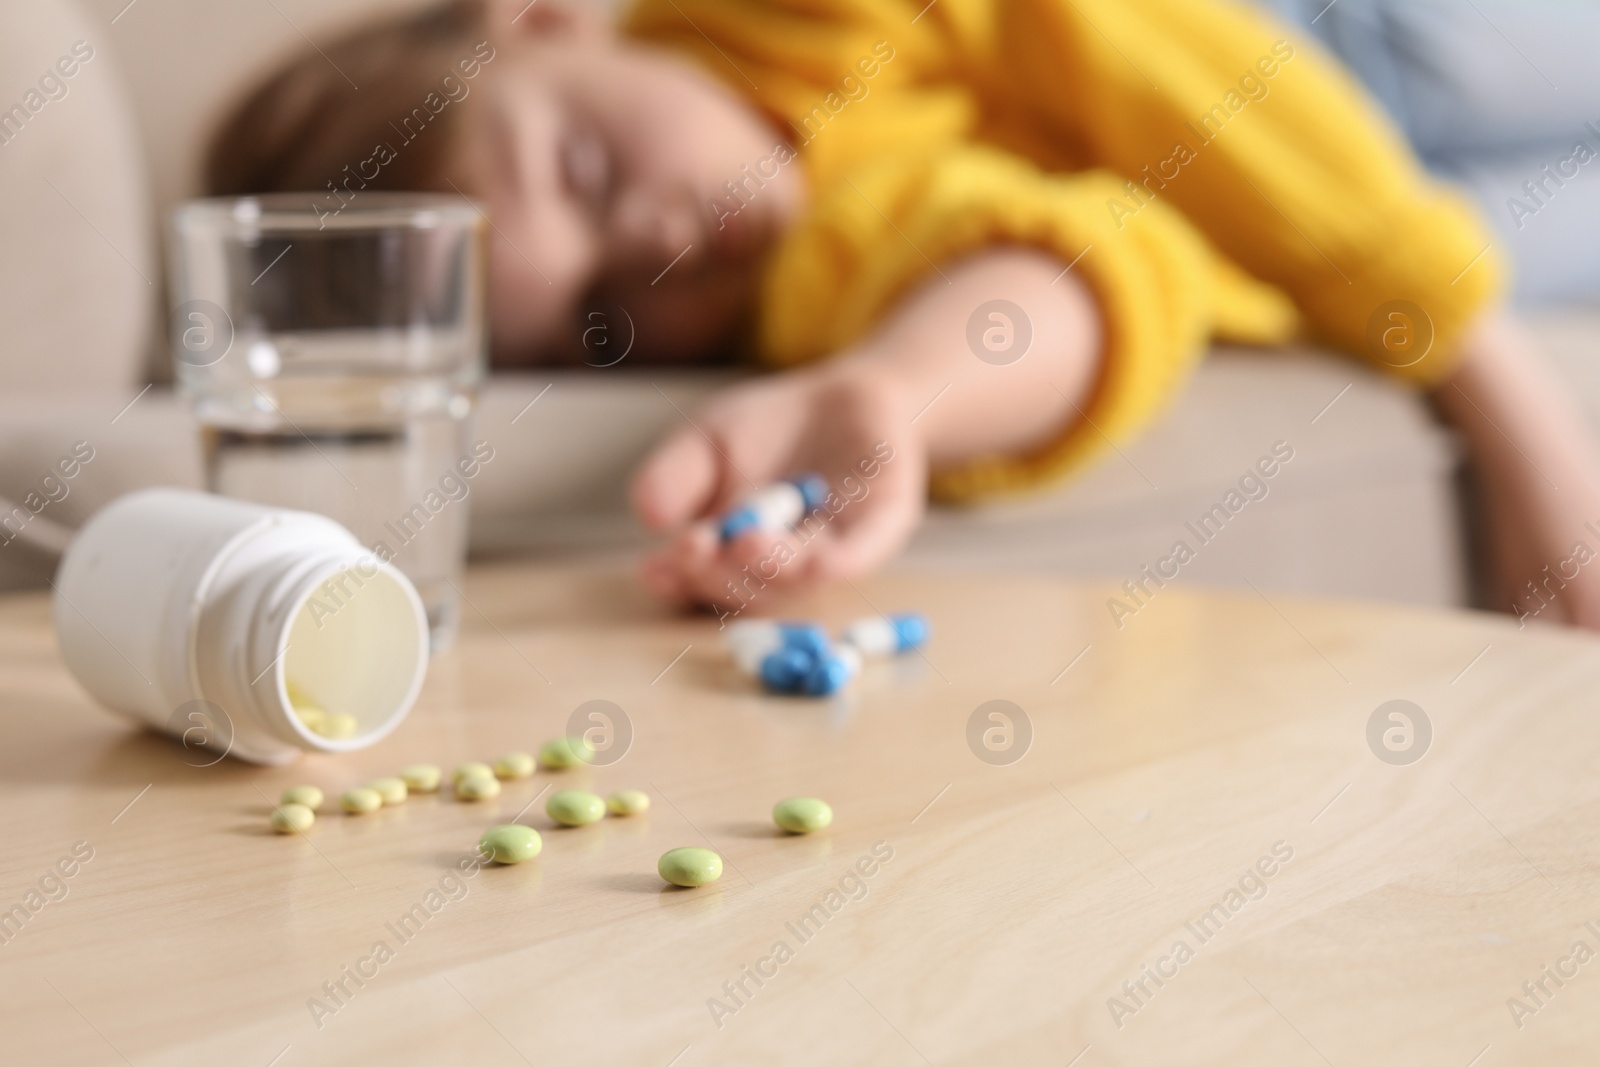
left=1433, top=313, right=1600, bottom=628
left=631, top=246, right=1102, bottom=608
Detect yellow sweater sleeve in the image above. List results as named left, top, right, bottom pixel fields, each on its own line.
left=760, top=144, right=1296, bottom=500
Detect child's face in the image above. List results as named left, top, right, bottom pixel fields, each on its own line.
left=456, top=5, right=803, bottom=362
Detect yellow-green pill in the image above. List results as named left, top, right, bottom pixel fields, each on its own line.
left=547, top=789, right=605, bottom=826
left=269, top=803, right=315, bottom=833
left=281, top=785, right=323, bottom=810
left=494, top=751, right=535, bottom=780
left=400, top=764, right=442, bottom=793
left=456, top=774, right=501, bottom=801
left=773, top=797, right=832, bottom=834
left=478, top=825, right=542, bottom=864
left=366, top=777, right=408, bottom=805
left=537, top=736, right=594, bottom=770
left=658, top=847, right=722, bottom=887
left=607, top=789, right=650, bottom=816
left=339, top=787, right=382, bottom=814
left=454, top=762, right=495, bottom=785
left=320, top=713, right=358, bottom=740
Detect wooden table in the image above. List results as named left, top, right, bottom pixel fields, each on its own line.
left=3, top=560, right=1599, bottom=1066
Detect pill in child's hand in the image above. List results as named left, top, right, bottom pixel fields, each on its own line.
left=339, top=787, right=382, bottom=814
left=270, top=803, right=315, bottom=833
left=478, top=824, right=542, bottom=864
left=456, top=774, right=502, bottom=801
left=841, top=613, right=930, bottom=657
left=401, top=765, right=442, bottom=793
left=538, top=737, right=594, bottom=770
left=772, top=797, right=833, bottom=833
left=281, top=785, right=323, bottom=810
left=607, top=789, right=651, bottom=816
left=547, top=789, right=606, bottom=826
left=717, top=475, right=829, bottom=543
left=494, top=751, right=535, bottom=780
left=658, top=847, right=723, bottom=887
left=454, top=762, right=494, bottom=784
left=366, top=777, right=408, bottom=805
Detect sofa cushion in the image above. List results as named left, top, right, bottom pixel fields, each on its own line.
left=0, top=0, right=152, bottom=394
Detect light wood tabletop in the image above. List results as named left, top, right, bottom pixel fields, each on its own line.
left=2, top=560, right=1600, bottom=1066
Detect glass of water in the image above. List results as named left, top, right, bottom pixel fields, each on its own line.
left=169, top=194, right=487, bottom=651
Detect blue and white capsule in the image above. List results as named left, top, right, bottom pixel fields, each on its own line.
left=718, top=474, right=829, bottom=543
left=726, top=620, right=830, bottom=676
left=841, top=613, right=930, bottom=657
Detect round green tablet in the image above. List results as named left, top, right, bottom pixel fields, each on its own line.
left=339, top=787, right=382, bottom=814
left=607, top=789, right=651, bottom=816
left=454, top=762, right=495, bottom=784
left=281, top=785, right=323, bottom=810
left=400, top=764, right=442, bottom=793
left=547, top=789, right=605, bottom=826
left=366, top=777, right=408, bottom=805
left=658, top=847, right=723, bottom=887
left=478, top=824, right=542, bottom=864
left=537, top=736, right=594, bottom=770
left=494, top=751, right=535, bottom=780
left=269, top=803, right=315, bottom=833
left=772, top=797, right=832, bottom=834
left=456, top=774, right=501, bottom=801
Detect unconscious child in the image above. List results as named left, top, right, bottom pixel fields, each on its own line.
left=207, top=0, right=1600, bottom=628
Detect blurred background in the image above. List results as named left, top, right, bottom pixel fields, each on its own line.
left=3, top=0, right=1599, bottom=610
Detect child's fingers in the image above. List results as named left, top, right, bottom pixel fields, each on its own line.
left=631, top=425, right=721, bottom=531
left=804, top=459, right=926, bottom=582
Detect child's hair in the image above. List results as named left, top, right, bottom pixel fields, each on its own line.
left=206, top=0, right=487, bottom=196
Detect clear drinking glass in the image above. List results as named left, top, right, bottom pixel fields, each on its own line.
left=168, top=194, right=487, bottom=651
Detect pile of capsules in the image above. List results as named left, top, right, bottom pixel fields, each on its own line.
left=725, top=613, right=929, bottom=696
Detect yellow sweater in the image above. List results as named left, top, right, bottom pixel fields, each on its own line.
left=625, top=0, right=1502, bottom=500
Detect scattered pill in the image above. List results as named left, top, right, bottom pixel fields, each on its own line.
left=658, top=847, right=723, bottom=887
left=456, top=774, right=502, bottom=801
left=269, top=803, right=315, bottom=833
left=366, top=777, right=408, bottom=805
left=718, top=475, right=829, bottom=542
left=454, top=762, right=495, bottom=784
left=841, top=613, right=930, bottom=657
left=802, top=646, right=861, bottom=697
left=538, top=736, right=594, bottom=770
left=281, top=785, right=323, bottom=810
left=547, top=789, right=606, bottom=826
left=607, top=789, right=651, bottom=816
left=772, top=797, right=833, bottom=834
left=478, top=824, right=542, bottom=864
left=757, top=633, right=860, bottom=697
left=400, top=764, right=442, bottom=793
left=494, top=751, right=535, bottom=780
left=339, top=787, right=382, bottom=814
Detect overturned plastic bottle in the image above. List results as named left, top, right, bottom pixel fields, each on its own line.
left=53, top=489, right=429, bottom=764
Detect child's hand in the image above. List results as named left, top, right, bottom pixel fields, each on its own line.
left=631, top=363, right=927, bottom=609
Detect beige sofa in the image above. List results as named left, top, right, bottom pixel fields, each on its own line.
left=4, top=0, right=1595, bottom=610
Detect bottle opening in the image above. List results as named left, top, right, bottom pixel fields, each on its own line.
left=278, top=562, right=428, bottom=749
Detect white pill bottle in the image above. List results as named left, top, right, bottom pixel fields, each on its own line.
left=54, top=489, right=429, bottom=764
